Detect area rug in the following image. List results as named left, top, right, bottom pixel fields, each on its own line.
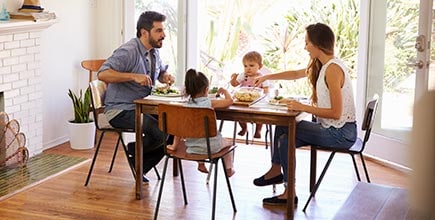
left=0, top=153, right=89, bottom=201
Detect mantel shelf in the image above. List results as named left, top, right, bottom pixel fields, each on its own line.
left=0, top=19, right=57, bottom=34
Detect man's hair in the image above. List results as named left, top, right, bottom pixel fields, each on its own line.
left=136, top=11, right=166, bottom=38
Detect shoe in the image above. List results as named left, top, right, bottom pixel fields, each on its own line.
left=253, top=173, right=284, bottom=186
left=262, top=195, right=298, bottom=206
left=142, top=175, right=149, bottom=184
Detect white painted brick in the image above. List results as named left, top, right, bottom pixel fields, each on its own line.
left=0, top=49, right=11, bottom=59
left=3, top=73, right=19, bottom=83
left=20, top=84, right=36, bottom=95
left=22, top=99, right=36, bottom=110
left=34, top=52, right=40, bottom=61
left=6, top=88, right=20, bottom=98
left=29, top=91, right=42, bottom=100
left=11, top=48, right=26, bottom=56
left=0, top=34, right=12, bottom=43
left=20, top=70, right=35, bottom=79
left=12, top=79, right=28, bottom=89
left=11, top=63, right=27, bottom=73
left=27, top=61, right=40, bottom=70
left=19, top=54, right=34, bottom=64
left=13, top=95, right=29, bottom=105
left=26, top=46, right=39, bottom=54
left=13, top=33, right=29, bottom=41
left=3, top=57, right=19, bottom=66
left=0, top=66, right=11, bottom=75
left=4, top=41, right=20, bottom=50
left=0, top=43, right=4, bottom=50
left=4, top=104, right=20, bottom=114
left=35, top=37, right=40, bottom=46
left=0, top=83, right=12, bottom=92
left=20, top=39, right=35, bottom=47
left=29, top=31, right=41, bottom=39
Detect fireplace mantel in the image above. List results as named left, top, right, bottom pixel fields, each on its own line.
left=0, top=19, right=57, bottom=34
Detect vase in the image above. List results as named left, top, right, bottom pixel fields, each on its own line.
left=2, top=0, right=24, bottom=13
left=67, top=120, right=96, bottom=150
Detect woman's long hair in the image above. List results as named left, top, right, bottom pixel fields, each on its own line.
left=305, top=23, right=335, bottom=105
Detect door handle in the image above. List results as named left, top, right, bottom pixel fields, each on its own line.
left=407, top=60, right=424, bottom=69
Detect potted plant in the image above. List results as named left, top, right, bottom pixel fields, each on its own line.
left=67, top=88, right=96, bottom=150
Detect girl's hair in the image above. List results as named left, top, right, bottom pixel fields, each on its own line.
left=305, top=23, right=335, bottom=105
left=184, top=69, right=209, bottom=102
left=243, top=51, right=262, bottom=66
left=136, top=11, right=166, bottom=38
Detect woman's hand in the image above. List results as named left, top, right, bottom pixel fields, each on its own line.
left=280, top=99, right=306, bottom=112
left=254, top=75, right=267, bottom=87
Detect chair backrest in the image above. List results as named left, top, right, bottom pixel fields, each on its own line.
left=361, top=94, right=379, bottom=144
left=81, top=59, right=106, bottom=83
left=89, top=80, right=108, bottom=129
left=158, top=103, right=218, bottom=157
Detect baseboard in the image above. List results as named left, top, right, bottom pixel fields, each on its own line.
left=43, top=136, right=69, bottom=151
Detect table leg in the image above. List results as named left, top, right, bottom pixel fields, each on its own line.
left=135, top=104, right=144, bottom=200
left=287, top=118, right=296, bottom=219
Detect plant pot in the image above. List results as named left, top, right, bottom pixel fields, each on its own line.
left=67, top=120, right=96, bottom=150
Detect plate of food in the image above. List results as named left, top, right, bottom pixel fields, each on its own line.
left=208, top=86, right=219, bottom=98
left=233, top=87, right=263, bottom=104
left=152, top=85, right=182, bottom=97
left=268, top=96, right=296, bottom=106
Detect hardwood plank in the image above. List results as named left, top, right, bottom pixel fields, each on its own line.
left=0, top=131, right=409, bottom=219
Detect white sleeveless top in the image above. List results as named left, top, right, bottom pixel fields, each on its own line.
left=316, top=58, right=356, bottom=128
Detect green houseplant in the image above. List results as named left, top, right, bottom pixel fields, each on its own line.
left=67, top=88, right=95, bottom=150
left=68, top=88, right=91, bottom=123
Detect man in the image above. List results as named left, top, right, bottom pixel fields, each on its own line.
left=98, top=11, right=175, bottom=183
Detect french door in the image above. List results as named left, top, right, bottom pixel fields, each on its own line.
left=365, top=0, right=433, bottom=166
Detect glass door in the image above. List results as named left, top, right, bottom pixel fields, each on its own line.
left=367, top=0, right=434, bottom=143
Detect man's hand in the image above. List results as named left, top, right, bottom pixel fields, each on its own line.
left=132, top=74, right=153, bottom=87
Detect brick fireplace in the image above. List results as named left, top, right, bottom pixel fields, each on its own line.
left=0, top=20, right=56, bottom=157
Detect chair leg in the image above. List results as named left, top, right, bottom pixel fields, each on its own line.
left=302, top=152, right=336, bottom=212
left=350, top=154, right=361, bottom=181
left=153, top=156, right=170, bottom=220
left=206, top=163, right=213, bottom=184
left=108, top=135, right=122, bottom=173
left=359, top=153, right=371, bottom=183
left=221, top=158, right=237, bottom=212
left=84, top=131, right=106, bottom=186
left=178, top=159, right=188, bottom=205
left=153, top=166, right=161, bottom=180
left=212, top=160, right=219, bottom=220
left=119, top=134, right=137, bottom=178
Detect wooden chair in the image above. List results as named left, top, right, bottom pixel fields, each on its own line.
left=81, top=59, right=106, bottom=83
left=84, top=80, right=160, bottom=186
left=302, top=94, right=379, bottom=212
left=153, top=103, right=237, bottom=220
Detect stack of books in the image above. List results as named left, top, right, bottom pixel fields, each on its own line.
left=9, top=11, right=56, bottom=22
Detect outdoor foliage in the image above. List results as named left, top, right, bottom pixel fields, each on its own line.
left=68, top=89, right=91, bottom=123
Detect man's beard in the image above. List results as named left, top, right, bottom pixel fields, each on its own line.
left=149, top=37, right=163, bottom=48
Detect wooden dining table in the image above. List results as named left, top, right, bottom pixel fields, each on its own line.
left=134, top=95, right=306, bottom=219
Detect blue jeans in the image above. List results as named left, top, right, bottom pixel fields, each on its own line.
left=272, top=120, right=357, bottom=181
left=109, top=110, right=166, bottom=153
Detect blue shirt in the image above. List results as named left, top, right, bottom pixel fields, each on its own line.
left=99, top=38, right=168, bottom=116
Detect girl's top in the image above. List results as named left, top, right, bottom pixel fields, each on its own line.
left=184, top=96, right=224, bottom=154
left=316, top=57, right=356, bottom=128
left=236, top=72, right=270, bottom=88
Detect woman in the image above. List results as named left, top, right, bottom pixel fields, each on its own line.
left=253, top=23, right=357, bottom=205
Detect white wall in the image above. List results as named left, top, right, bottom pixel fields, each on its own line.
left=40, top=0, right=122, bottom=149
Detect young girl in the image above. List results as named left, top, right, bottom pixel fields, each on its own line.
left=167, top=69, right=235, bottom=177
left=230, top=51, right=269, bottom=138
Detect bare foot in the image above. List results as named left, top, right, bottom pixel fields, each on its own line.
left=197, top=163, right=208, bottom=173
left=166, top=144, right=176, bottom=151
left=238, top=130, right=247, bottom=136
left=226, top=168, right=235, bottom=177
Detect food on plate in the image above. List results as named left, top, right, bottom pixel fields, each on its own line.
left=153, top=85, right=180, bottom=95
left=268, top=96, right=296, bottom=105
left=234, top=87, right=262, bottom=102
left=208, top=86, right=219, bottom=94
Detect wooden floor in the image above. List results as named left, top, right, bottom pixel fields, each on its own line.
left=0, top=131, right=409, bottom=220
